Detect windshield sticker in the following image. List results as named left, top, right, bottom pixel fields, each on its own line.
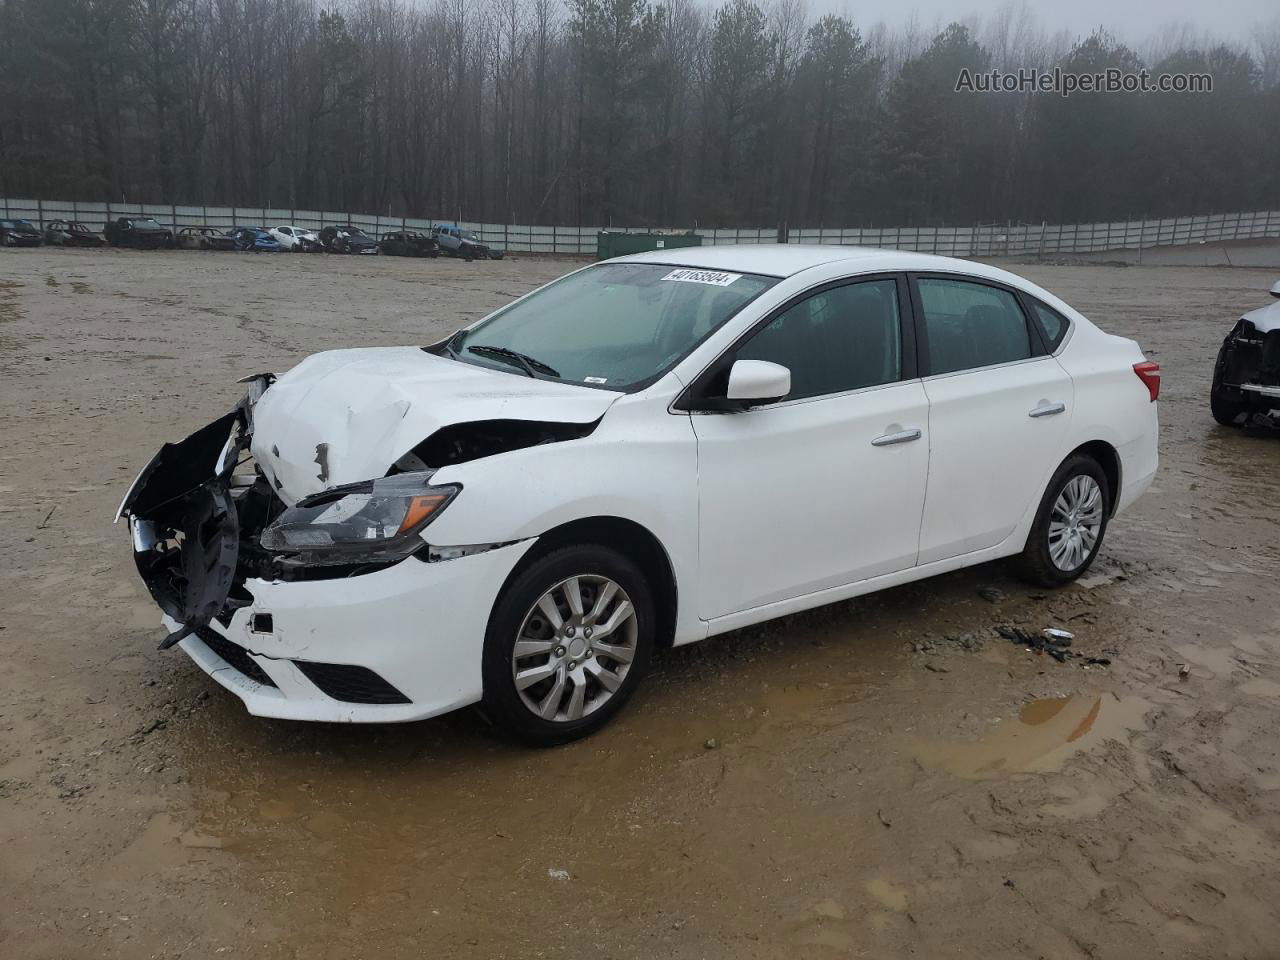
left=584, top=376, right=609, bottom=384
left=660, top=268, right=743, bottom=287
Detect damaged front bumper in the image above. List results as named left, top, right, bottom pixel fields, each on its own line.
left=1214, top=319, right=1280, bottom=424
left=168, top=540, right=532, bottom=722
left=118, top=394, right=535, bottom=722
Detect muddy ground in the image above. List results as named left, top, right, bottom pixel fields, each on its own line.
left=1, top=246, right=1279, bottom=959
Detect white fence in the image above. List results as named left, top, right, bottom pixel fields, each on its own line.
left=3, top=197, right=1279, bottom=257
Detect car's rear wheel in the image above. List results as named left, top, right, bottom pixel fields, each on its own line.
left=1013, top=454, right=1110, bottom=587
left=480, top=545, right=653, bottom=746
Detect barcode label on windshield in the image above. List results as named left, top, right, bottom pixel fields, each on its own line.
left=660, top=269, right=742, bottom=287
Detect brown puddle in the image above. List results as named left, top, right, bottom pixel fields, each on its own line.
left=908, top=693, right=1150, bottom=779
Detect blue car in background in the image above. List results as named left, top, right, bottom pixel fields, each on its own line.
left=229, top=226, right=283, bottom=252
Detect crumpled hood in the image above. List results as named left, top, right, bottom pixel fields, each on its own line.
left=250, top=347, right=621, bottom=504
left=1243, top=300, right=1280, bottom=335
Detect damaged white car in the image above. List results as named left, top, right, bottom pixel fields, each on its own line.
left=1211, top=279, right=1280, bottom=427
left=117, top=247, right=1159, bottom=744
left=268, top=224, right=323, bottom=253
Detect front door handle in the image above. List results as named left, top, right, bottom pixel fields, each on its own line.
left=1028, top=402, right=1066, bottom=418
left=871, top=428, right=922, bottom=447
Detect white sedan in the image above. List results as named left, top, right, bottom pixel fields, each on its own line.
left=117, top=246, right=1159, bottom=744
left=268, top=224, right=322, bottom=252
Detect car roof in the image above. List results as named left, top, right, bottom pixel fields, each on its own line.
left=612, top=244, right=1028, bottom=283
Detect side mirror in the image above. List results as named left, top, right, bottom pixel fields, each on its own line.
left=726, top=360, right=791, bottom=406
left=1270, top=280, right=1280, bottom=299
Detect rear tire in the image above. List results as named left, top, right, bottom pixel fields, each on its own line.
left=480, top=545, right=654, bottom=746
left=1013, top=454, right=1111, bottom=587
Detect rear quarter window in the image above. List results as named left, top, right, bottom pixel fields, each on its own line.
left=1027, top=299, right=1071, bottom=351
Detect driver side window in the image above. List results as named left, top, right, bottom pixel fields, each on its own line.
left=735, top=279, right=903, bottom=401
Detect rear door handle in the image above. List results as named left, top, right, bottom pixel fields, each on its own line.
left=871, top=428, right=922, bottom=447
left=1028, top=402, right=1066, bottom=419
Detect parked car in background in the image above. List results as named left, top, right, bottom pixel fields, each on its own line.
left=1, top=219, right=44, bottom=247
left=432, top=224, right=503, bottom=260
left=116, top=246, right=1158, bottom=744
left=1211, top=279, right=1280, bottom=428
left=44, top=220, right=104, bottom=247
left=228, top=227, right=284, bottom=253
left=320, top=225, right=379, bottom=254
left=269, top=225, right=324, bottom=253
left=379, top=230, right=440, bottom=258
left=104, top=217, right=174, bottom=249
left=177, top=227, right=237, bottom=251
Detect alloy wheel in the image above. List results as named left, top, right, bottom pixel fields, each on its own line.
left=1048, top=474, right=1103, bottom=571
left=511, top=575, right=637, bottom=723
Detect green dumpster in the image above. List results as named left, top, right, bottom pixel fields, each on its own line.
left=596, top=231, right=703, bottom=261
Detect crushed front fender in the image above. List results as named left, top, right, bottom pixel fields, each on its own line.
left=117, top=410, right=247, bottom=648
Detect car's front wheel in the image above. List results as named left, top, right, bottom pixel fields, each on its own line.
left=1013, top=454, right=1110, bottom=587
left=481, top=545, right=654, bottom=746
left=1210, top=341, right=1247, bottom=426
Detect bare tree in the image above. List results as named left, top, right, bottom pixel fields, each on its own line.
left=0, top=0, right=1274, bottom=227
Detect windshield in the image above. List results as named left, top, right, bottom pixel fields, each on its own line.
left=449, top=262, right=777, bottom=391
left=136, top=219, right=163, bottom=228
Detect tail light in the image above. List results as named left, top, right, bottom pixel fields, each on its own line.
left=1133, top=360, right=1160, bottom=402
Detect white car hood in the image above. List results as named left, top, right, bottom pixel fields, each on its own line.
left=250, top=347, right=621, bottom=504
left=1242, top=300, right=1280, bottom=334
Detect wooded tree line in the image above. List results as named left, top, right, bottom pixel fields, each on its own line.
left=1, top=0, right=1277, bottom=228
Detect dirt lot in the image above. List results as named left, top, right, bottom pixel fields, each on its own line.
left=2, top=246, right=1279, bottom=959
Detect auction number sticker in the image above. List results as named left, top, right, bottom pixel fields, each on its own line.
left=660, top=268, right=742, bottom=286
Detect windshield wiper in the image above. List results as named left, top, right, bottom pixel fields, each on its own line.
left=466, top=344, right=560, bottom=379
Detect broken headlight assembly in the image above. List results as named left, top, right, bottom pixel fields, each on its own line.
left=260, top=473, right=460, bottom=566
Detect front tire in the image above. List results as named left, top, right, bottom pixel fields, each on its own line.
left=1013, top=454, right=1110, bottom=587
left=1210, top=341, right=1247, bottom=426
left=480, top=545, right=654, bottom=746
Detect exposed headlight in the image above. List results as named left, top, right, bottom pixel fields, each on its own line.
left=260, top=473, right=460, bottom=565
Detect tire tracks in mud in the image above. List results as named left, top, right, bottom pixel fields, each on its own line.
left=231, top=309, right=297, bottom=354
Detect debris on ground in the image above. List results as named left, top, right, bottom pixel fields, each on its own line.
left=1178, top=663, right=1191, bottom=679
left=910, top=633, right=985, bottom=657
left=547, top=868, right=571, bottom=881
left=703, top=738, right=719, bottom=750
left=996, top=626, right=1112, bottom=666
left=977, top=586, right=1007, bottom=604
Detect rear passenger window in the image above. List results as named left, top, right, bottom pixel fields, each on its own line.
left=1028, top=299, right=1069, bottom=350
left=916, top=278, right=1031, bottom=375
left=736, top=279, right=902, bottom=400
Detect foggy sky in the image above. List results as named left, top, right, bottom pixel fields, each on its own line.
left=809, top=0, right=1273, bottom=46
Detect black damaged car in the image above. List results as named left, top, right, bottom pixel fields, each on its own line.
left=378, top=230, right=440, bottom=258
left=44, top=219, right=105, bottom=247
left=1, top=219, right=43, bottom=247
left=1211, top=279, right=1280, bottom=428
left=104, top=216, right=175, bottom=249
left=319, top=224, right=379, bottom=254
